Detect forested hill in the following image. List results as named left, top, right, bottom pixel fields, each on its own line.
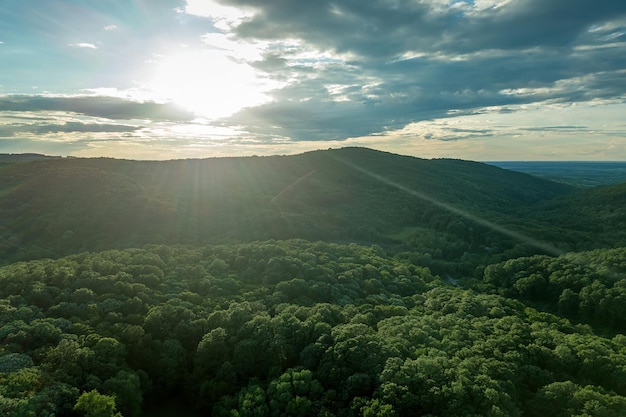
left=0, top=147, right=574, bottom=264
left=2, top=148, right=626, bottom=416
left=525, top=181, right=626, bottom=249
left=0, top=153, right=59, bottom=163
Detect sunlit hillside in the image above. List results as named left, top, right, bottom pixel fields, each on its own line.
left=0, top=147, right=576, bottom=264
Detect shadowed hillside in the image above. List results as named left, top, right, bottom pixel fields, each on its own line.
left=527, top=182, right=626, bottom=248
left=0, top=147, right=579, bottom=264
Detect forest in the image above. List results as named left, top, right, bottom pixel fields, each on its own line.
left=1, top=147, right=626, bottom=416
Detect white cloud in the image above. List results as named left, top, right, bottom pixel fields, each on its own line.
left=181, top=0, right=256, bottom=30
left=104, top=24, right=119, bottom=31
left=68, top=43, right=98, bottom=49
left=200, top=32, right=266, bottom=61
left=470, top=0, right=514, bottom=12
left=368, top=101, right=626, bottom=160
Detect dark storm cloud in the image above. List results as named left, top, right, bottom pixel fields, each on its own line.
left=226, top=0, right=626, bottom=56
left=215, top=0, right=626, bottom=141
left=0, top=95, right=195, bottom=121
left=448, top=0, right=626, bottom=52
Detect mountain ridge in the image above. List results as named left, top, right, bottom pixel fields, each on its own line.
left=0, top=147, right=602, bottom=265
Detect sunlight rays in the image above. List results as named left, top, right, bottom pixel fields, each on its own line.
left=329, top=153, right=565, bottom=257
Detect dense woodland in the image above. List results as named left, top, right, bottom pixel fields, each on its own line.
left=1, top=148, right=626, bottom=416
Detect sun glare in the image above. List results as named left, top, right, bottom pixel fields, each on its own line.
left=148, top=49, right=268, bottom=118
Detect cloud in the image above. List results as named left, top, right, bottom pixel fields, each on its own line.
left=0, top=95, right=195, bottom=122
left=521, top=126, right=589, bottom=133
left=0, top=100, right=255, bottom=159
left=0, top=108, right=141, bottom=140
left=0, top=138, right=90, bottom=155
left=186, top=0, right=626, bottom=143
left=182, top=0, right=256, bottom=30
left=28, top=122, right=139, bottom=135
left=3, top=0, right=626, bottom=158
left=365, top=101, right=626, bottom=160
left=68, top=43, right=98, bottom=49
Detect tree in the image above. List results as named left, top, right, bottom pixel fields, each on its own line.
left=103, top=370, right=143, bottom=417
left=266, top=368, right=324, bottom=417
left=360, top=398, right=398, bottom=417
left=73, top=390, right=122, bottom=417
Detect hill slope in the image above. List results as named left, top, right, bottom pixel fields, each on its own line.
left=527, top=182, right=626, bottom=248
left=0, top=147, right=576, bottom=263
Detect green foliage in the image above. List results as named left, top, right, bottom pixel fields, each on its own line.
left=0, top=148, right=580, bottom=265
left=0, top=240, right=625, bottom=416
left=4, top=149, right=626, bottom=417
left=480, top=247, right=626, bottom=333
left=528, top=381, right=626, bottom=417
left=74, top=390, right=123, bottom=417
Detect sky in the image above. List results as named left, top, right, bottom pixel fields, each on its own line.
left=1, top=0, right=626, bottom=161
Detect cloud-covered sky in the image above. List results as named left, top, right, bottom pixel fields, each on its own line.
left=1, top=0, right=625, bottom=160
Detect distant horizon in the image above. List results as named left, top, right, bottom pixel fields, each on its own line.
left=2, top=146, right=626, bottom=163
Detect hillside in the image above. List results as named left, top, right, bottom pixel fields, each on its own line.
left=527, top=182, right=626, bottom=248
left=2, top=148, right=626, bottom=416
left=0, top=147, right=575, bottom=264
left=477, top=246, right=626, bottom=334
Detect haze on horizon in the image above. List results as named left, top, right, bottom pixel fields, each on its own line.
left=1, top=0, right=625, bottom=161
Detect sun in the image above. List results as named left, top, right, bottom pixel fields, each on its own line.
left=147, top=48, right=268, bottom=118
